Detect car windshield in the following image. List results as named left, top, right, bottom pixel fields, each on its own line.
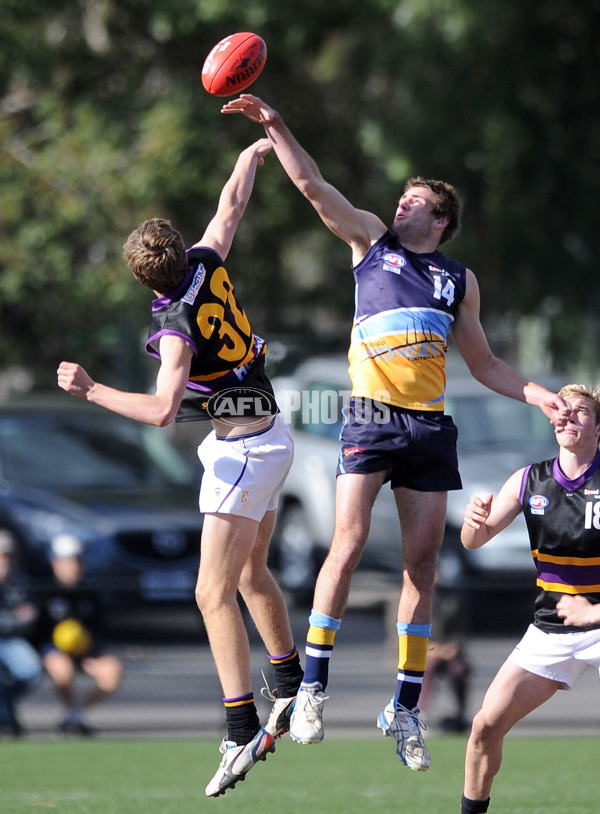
left=446, top=393, right=557, bottom=453
left=291, top=379, right=558, bottom=454
left=0, top=411, right=194, bottom=490
left=290, top=380, right=348, bottom=440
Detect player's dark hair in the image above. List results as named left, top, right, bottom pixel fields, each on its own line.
left=404, top=177, right=462, bottom=244
left=123, top=218, right=188, bottom=292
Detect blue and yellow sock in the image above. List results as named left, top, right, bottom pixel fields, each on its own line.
left=394, top=622, right=431, bottom=711
left=302, top=610, right=341, bottom=690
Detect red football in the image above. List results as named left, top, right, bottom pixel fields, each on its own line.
left=202, top=32, right=267, bottom=97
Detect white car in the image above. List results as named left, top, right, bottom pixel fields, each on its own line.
left=271, top=354, right=560, bottom=628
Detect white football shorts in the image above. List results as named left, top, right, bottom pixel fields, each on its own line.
left=508, top=622, right=600, bottom=690
left=197, top=414, right=293, bottom=522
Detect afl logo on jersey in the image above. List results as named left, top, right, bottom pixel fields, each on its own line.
left=382, top=253, right=406, bottom=274
left=528, top=494, right=549, bottom=515
left=182, top=263, right=207, bottom=305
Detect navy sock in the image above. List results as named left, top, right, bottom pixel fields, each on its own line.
left=302, top=611, right=341, bottom=690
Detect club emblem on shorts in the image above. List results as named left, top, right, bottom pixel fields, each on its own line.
left=343, top=446, right=365, bottom=457
left=528, top=494, right=549, bottom=515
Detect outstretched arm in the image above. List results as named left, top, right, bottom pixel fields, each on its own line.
left=461, top=468, right=524, bottom=550
left=221, top=94, right=385, bottom=263
left=57, top=335, right=193, bottom=427
left=451, top=270, right=571, bottom=428
left=197, top=138, right=272, bottom=260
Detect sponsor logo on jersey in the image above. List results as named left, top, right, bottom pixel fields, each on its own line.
left=382, top=253, right=406, bottom=274
left=207, top=386, right=277, bottom=424
left=181, top=263, right=207, bottom=305
left=529, top=494, right=550, bottom=515
left=584, top=488, right=600, bottom=496
left=428, top=264, right=452, bottom=277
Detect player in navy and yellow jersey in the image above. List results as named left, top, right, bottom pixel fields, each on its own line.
left=460, top=384, right=600, bottom=814
left=347, top=229, right=467, bottom=413
left=223, top=94, right=572, bottom=770
left=57, top=139, right=303, bottom=797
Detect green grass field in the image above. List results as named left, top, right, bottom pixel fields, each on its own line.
left=0, top=734, right=598, bottom=814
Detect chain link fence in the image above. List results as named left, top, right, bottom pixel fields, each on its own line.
left=11, top=586, right=600, bottom=739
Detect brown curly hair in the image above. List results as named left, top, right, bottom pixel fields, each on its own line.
left=123, top=218, right=188, bottom=292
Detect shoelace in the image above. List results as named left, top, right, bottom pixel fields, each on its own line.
left=298, top=687, right=329, bottom=719
left=260, top=671, right=277, bottom=703
left=391, top=706, right=427, bottom=739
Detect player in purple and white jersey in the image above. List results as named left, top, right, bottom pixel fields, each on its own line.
left=461, top=383, right=600, bottom=813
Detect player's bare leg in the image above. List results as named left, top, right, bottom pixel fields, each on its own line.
left=238, top=509, right=303, bottom=738
left=198, top=512, right=278, bottom=797
left=238, top=510, right=295, bottom=655
left=464, top=661, right=559, bottom=805
left=394, top=488, right=447, bottom=626
left=290, top=472, right=385, bottom=744
left=196, top=512, right=260, bottom=698
left=312, top=471, right=387, bottom=619
left=376, top=488, right=446, bottom=770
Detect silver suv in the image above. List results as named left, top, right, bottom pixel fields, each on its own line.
left=271, top=354, right=560, bottom=628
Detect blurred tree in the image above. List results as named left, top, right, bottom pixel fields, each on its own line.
left=0, top=0, right=598, bottom=389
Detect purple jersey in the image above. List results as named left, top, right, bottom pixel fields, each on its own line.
left=521, top=450, right=600, bottom=632
left=146, top=246, right=276, bottom=422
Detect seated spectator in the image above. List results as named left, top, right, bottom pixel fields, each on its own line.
left=35, top=534, right=122, bottom=736
left=0, top=529, right=42, bottom=736
left=419, top=586, right=472, bottom=733
left=419, top=639, right=471, bottom=732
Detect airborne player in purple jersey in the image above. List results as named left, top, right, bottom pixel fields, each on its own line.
left=58, top=138, right=303, bottom=797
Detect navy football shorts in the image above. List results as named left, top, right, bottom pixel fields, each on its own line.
left=336, top=397, right=462, bottom=492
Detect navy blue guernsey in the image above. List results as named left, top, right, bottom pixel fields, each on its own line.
left=146, top=246, right=277, bottom=422
left=348, top=230, right=467, bottom=411
left=520, top=449, right=600, bottom=632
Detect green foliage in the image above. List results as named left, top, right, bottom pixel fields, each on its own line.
left=1, top=0, right=599, bottom=385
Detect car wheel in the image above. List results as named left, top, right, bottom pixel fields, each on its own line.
left=274, top=503, right=319, bottom=604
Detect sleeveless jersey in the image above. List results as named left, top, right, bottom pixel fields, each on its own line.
left=521, top=450, right=600, bottom=632
left=348, top=230, right=467, bottom=411
left=146, top=246, right=276, bottom=422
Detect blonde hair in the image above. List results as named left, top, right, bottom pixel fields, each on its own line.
left=123, top=218, right=187, bottom=292
left=558, top=383, right=600, bottom=424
